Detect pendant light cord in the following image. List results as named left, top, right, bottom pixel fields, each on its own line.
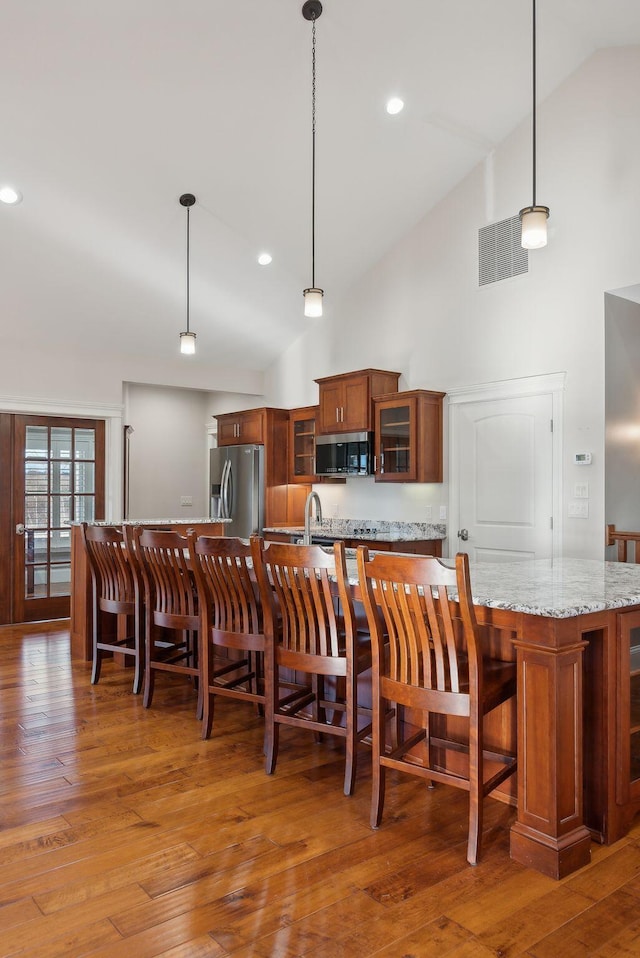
left=186, top=205, right=190, bottom=335
left=311, top=13, right=317, bottom=289
left=531, top=0, right=537, bottom=208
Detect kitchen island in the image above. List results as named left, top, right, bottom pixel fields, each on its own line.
left=70, top=518, right=230, bottom=660
left=339, top=555, right=640, bottom=880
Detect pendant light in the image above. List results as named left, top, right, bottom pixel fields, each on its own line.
left=179, top=193, right=197, bottom=354
left=302, top=0, right=323, bottom=318
left=519, top=0, right=549, bottom=250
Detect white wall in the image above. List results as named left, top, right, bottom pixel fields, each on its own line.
left=605, top=290, right=640, bottom=555
left=124, top=383, right=213, bottom=519
left=264, top=47, right=640, bottom=559
left=122, top=384, right=268, bottom=520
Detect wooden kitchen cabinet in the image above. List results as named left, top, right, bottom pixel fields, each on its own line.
left=215, top=407, right=310, bottom=528
left=347, top=538, right=442, bottom=556
left=315, top=368, right=400, bottom=434
left=289, top=406, right=318, bottom=483
left=374, top=389, right=445, bottom=483
left=216, top=408, right=265, bottom=446
left=616, top=609, right=640, bottom=806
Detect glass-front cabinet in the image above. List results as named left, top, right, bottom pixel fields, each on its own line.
left=376, top=398, right=415, bottom=480
left=617, top=609, right=640, bottom=804
left=373, top=390, right=445, bottom=483
left=289, top=406, right=318, bottom=483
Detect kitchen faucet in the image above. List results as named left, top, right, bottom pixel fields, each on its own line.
left=303, top=491, right=322, bottom=545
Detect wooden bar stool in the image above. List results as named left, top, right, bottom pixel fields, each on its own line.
left=188, top=533, right=265, bottom=740
left=606, top=524, right=640, bottom=563
left=82, top=523, right=143, bottom=693
left=251, top=537, right=372, bottom=796
left=130, top=527, right=199, bottom=711
left=357, top=547, right=517, bottom=865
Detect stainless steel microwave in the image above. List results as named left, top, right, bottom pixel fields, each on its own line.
left=314, top=431, right=373, bottom=477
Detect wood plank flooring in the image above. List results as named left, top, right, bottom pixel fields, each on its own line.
left=2, top=623, right=640, bottom=956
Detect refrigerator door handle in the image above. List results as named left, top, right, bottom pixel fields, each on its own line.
left=221, top=459, right=231, bottom=518
left=222, top=458, right=234, bottom=519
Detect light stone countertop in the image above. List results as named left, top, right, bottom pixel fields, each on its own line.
left=262, top=520, right=447, bottom=542
left=343, top=556, right=640, bottom=619
left=72, top=518, right=232, bottom=526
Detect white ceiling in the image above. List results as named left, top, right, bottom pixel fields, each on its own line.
left=2, top=0, right=640, bottom=373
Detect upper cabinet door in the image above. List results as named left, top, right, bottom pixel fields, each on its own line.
left=289, top=406, right=318, bottom=483
left=216, top=409, right=265, bottom=446
left=374, top=390, right=445, bottom=483
left=316, top=369, right=400, bottom=435
left=375, top=396, right=418, bottom=481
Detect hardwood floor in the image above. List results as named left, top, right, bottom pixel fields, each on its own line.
left=3, top=624, right=640, bottom=957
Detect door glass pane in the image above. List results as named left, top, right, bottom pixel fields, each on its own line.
left=25, top=496, right=48, bottom=528
left=25, top=460, right=48, bottom=494
left=26, top=565, right=48, bottom=598
left=380, top=404, right=411, bottom=474
left=51, top=528, right=70, bottom=560
left=51, top=427, right=72, bottom=459
left=75, top=428, right=95, bottom=460
left=50, top=495, right=71, bottom=528
left=75, top=461, right=95, bottom=493
left=32, top=530, right=48, bottom=563
left=25, top=426, right=48, bottom=459
left=51, top=461, right=72, bottom=494
left=75, top=496, right=95, bottom=522
left=293, top=417, right=315, bottom=477
left=50, top=563, right=71, bottom=596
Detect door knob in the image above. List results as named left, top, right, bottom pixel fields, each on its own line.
left=458, top=528, right=469, bottom=541
left=16, top=523, right=26, bottom=535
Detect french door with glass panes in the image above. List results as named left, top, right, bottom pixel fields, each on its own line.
left=11, top=416, right=105, bottom=622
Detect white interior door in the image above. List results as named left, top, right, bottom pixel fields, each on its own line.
left=455, top=394, right=554, bottom=561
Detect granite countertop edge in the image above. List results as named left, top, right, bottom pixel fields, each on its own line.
left=70, top=518, right=233, bottom=526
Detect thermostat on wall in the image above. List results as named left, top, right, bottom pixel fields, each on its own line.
left=574, top=452, right=592, bottom=465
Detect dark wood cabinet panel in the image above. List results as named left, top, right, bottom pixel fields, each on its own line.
left=315, top=369, right=400, bottom=434
left=617, top=609, right=640, bottom=806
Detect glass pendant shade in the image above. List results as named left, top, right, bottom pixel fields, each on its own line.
left=303, top=287, right=324, bottom=318
left=520, top=205, right=549, bottom=249
left=180, top=331, right=196, bottom=355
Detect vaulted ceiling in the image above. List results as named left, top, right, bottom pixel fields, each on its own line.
left=2, top=0, right=640, bottom=373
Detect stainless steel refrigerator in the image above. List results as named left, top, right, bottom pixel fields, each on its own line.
left=209, top=444, right=265, bottom=538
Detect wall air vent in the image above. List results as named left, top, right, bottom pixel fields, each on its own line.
left=478, top=214, right=528, bottom=286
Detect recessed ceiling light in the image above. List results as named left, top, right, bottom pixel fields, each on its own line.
left=386, top=97, right=404, bottom=116
left=258, top=252, right=272, bottom=266
left=0, top=185, right=22, bottom=205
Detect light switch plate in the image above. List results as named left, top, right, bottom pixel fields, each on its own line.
left=574, top=482, right=589, bottom=499
left=439, top=506, right=447, bottom=520
left=180, top=496, right=193, bottom=507
left=568, top=501, right=588, bottom=518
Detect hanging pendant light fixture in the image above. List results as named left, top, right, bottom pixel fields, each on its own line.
left=519, top=0, right=549, bottom=250
left=179, top=193, right=197, bottom=354
left=302, top=0, right=323, bottom=318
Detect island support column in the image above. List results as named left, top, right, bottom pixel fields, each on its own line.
left=510, top=615, right=592, bottom=878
